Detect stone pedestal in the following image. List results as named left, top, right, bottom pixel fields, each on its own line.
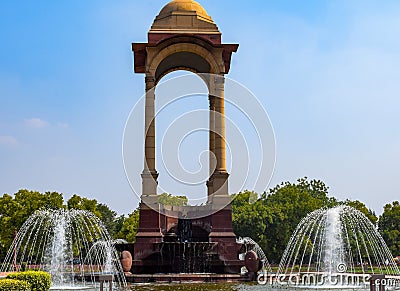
left=131, top=202, right=243, bottom=274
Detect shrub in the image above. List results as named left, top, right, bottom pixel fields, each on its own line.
left=7, top=271, right=51, bottom=291
left=0, top=278, right=31, bottom=291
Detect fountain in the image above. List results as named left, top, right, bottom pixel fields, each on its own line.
left=0, top=209, right=127, bottom=290
left=276, top=205, right=400, bottom=288
left=238, top=237, right=272, bottom=273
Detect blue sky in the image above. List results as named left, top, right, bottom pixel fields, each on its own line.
left=0, top=0, right=399, bottom=215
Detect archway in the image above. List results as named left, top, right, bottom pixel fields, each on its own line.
left=130, top=0, right=242, bottom=274
left=135, top=38, right=233, bottom=202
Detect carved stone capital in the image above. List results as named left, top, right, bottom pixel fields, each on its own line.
left=145, top=75, right=156, bottom=91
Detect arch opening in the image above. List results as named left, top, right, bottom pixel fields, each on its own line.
left=155, top=51, right=211, bottom=82
left=155, top=70, right=211, bottom=206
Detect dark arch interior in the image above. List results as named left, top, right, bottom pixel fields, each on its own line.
left=155, top=51, right=211, bottom=81
left=165, top=220, right=210, bottom=243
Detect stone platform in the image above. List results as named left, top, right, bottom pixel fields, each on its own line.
left=125, top=273, right=248, bottom=283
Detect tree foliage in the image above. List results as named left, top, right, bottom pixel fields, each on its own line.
left=260, top=178, right=337, bottom=262
left=67, top=194, right=100, bottom=216
left=0, top=190, right=65, bottom=258
left=343, top=199, right=378, bottom=224
left=231, top=191, right=270, bottom=244
left=96, top=203, right=119, bottom=237
left=378, top=201, right=400, bottom=256
left=66, top=195, right=127, bottom=238
left=115, top=209, right=140, bottom=243
left=231, top=179, right=337, bottom=263
left=231, top=178, right=382, bottom=263
left=0, top=190, right=125, bottom=258
left=158, top=193, right=188, bottom=206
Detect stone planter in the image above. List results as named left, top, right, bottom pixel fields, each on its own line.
left=120, top=250, right=132, bottom=273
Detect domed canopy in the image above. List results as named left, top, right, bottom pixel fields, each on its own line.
left=133, top=0, right=238, bottom=74
left=158, top=0, right=212, bottom=22
left=149, top=0, right=220, bottom=36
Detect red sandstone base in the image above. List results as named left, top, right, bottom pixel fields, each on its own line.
left=117, top=204, right=245, bottom=274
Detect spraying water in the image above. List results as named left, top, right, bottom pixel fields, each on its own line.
left=1, top=209, right=126, bottom=289
left=323, top=207, right=345, bottom=274
left=277, top=205, right=400, bottom=288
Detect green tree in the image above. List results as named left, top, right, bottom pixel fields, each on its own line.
left=115, top=209, right=140, bottom=243
left=0, top=190, right=127, bottom=260
left=114, top=214, right=126, bottom=237
left=231, top=191, right=271, bottom=243
left=0, top=190, right=65, bottom=258
left=260, top=178, right=337, bottom=263
left=343, top=199, right=378, bottom=224
left=158, top=193, right=188, bottom=206
left=378, top=201, right=400, bottom=256
left=67, top=194, right=100, bottom=217
left=14, top=190, right=64, bottom=220
left=96, top=203, right=118, bottom=237
left=67, top=195, right=126, bottom=237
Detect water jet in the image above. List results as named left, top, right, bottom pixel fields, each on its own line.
left=1, top=209, right=126, bottom=289
left=277, top=205, right=400, bottom=288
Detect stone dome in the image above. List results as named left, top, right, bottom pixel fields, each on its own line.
left=149, top=0, right=220, bottom=34
left=157, top=0, right=213, bottom=22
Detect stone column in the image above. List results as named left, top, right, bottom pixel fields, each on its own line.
left=142, top=74, right=158, bottom=202
left=214, top=75, right=226, bottom=173
left=208, top=79, right=236, bottom=258
left=134, top=74, right=162, bottom=269
left=209, top=75, right=229, bottom=200
left=207, top=94, right=216, bottom=199
left=209, top=95, right=216, bottom=175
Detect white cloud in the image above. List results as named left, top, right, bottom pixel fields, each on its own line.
left=25, top=118, right=48, bottom=128
left=0, top=135, right=19, bottom=147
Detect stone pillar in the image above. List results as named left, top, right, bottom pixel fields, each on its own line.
left=208, top=75, right=235, bottom=254
left=207, top=94, right=216, bottom=199
left=209, top=94, right=216, bottom=175
left=214, top=75, right=226, bottom=173
left=142, top=74, right=158, bottom=200
left=209, top=75, right=229, bottom=199
left=134, top=74, right=162, bottom=273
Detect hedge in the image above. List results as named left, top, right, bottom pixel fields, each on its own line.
left=0, top=278, right=31, bottom=291
left=7, top=271, right=51, bottom=291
